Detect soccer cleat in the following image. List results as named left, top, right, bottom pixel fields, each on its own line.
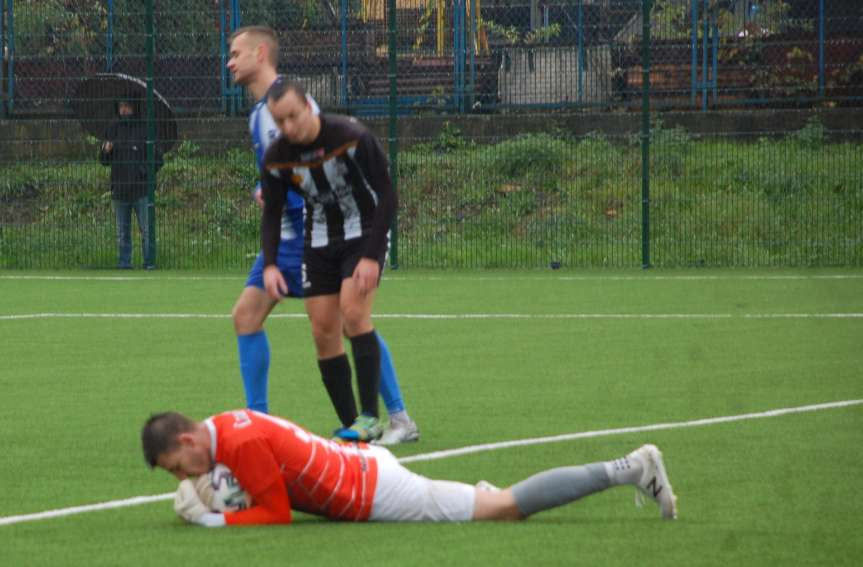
left=629, top=444, right=678, bottom=520
left=333, top=414, right=383, bottom=442
left=373, top=418, right=420, bottom=446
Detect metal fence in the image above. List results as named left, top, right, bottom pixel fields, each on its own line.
left=1, top=0, right=861, bottom=269
left=4, top=1, right=863, bottom=115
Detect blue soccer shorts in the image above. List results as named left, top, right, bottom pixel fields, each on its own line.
left=245, top=240, right=304, bottom=298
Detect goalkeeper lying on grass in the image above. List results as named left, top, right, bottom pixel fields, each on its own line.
left=142, top=410, right=677, bottom=526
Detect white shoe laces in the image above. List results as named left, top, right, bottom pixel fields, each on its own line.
left=634, top=488, right=647, bottom=509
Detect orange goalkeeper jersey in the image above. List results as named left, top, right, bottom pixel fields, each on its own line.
left=205, top=410, right=379, bottom=525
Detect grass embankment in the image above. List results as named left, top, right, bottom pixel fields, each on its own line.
left=1, top=120, right=860, bottom=268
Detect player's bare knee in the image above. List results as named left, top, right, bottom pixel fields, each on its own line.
left=310, top=326, right=342, bottom=357
left=232, top=301, right=260, bottom=335
left=340, top=308, right=371, bottom=336
left=310, top=316, right=340, bottom=338
left=233, top=288, right=276, bottom=335
left=231, top=303, right=246, bottom=333
left=472, top=489, right=522, bottom=521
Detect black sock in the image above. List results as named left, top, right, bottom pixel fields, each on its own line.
left=318, top=354, right=357, bottom=427
left=350, top=330, right=380, bottom=419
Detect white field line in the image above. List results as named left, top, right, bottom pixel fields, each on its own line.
left=0, top=275, right=242, bottom=281
left=0, top=494, right=174, bottom=527
left=400, top=399, right=863, bottom=464
left=1, top=274, right=862, bottom=282
left=2, top=312, right=863, bottom=321
left=388, top=274, right=863, bottom=282
left=1, top=398, right=860, bottom=527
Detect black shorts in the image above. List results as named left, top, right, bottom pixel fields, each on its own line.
left=301, top=238, right=387, bottom=297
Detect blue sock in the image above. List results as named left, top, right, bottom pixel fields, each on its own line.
left=376, top=332, right=406, bottom=415
left=237, top=330, right=270, bottom=414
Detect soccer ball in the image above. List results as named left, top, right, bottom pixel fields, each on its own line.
left=195, top=463, right=252, bottom=512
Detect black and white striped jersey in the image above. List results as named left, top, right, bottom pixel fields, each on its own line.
left=260, top=114, right=396, bottom=266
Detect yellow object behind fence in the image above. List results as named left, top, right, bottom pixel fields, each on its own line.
left=363, top=0, right=487, bottom=56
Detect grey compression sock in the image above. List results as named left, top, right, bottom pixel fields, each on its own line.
left=511, top=463, right=611, bottom=517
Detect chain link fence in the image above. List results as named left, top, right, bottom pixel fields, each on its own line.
left=1, top=1, right=861, bottom=269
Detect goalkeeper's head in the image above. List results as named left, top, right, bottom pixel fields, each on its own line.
left=141, top=412, right=213, bottom=480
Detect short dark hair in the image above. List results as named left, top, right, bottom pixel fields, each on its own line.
left=228, top=25, right=279, bottom=65
left=141, top=412, right=196, bottom=468
left=266, top=76, right=307, bottom=105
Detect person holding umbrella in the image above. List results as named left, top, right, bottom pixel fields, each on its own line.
left=73, top=73, right=177, bottom=270
left=99, top=98, right=163, bottom=269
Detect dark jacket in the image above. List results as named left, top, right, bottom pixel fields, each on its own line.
left=99, top=118, right=164, bottom=201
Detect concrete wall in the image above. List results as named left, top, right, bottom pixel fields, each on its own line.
left=497, top=46, right=612, bottom=105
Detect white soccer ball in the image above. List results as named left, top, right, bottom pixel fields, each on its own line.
left=195, top=463, right=252, bottom=512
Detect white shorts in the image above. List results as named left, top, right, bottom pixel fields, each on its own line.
left=367, top=446, right=476, bottom=522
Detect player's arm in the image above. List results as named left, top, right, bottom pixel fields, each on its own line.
left=260, top=168, right=285, bottom=265
left=173, top=449, right=292, bottom=527
left=351, top=131, right=396, bottom=291
left=223, top=480, right=293, bottom=525
left=357, top=131, right=397, bottom=261
left=252, top=181, right=265, bottom=207
left=249, top=111, right=268, bottom=208
left=223, top=438, right=293, bottom=525
left=260, top=164, right=290, bottom=299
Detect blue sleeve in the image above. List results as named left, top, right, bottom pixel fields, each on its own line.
left=251, top=100, right=304, bottom=216
left=249, top=101, right=271, bottom=201
left=250, top=105, right=268, bottom=170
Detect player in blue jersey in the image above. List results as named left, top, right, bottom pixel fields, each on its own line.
left=226, top=26, right=418, bottom=444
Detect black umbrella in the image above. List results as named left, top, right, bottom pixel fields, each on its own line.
left=71, top=72, right=178, bottom=153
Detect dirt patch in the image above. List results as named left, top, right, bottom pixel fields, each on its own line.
left=0, top=183, right=42, bottom=224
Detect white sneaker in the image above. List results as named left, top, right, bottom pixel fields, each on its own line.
left=629, top=444, right=678, bottom=520
left=373, top=419, right=420, bottom=446
left=475, top=480, right=501, bottom=492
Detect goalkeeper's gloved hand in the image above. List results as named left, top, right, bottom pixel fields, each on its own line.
left=174, top=479, right=226, bottom=528
left=192, top=474, right=216, bottom=509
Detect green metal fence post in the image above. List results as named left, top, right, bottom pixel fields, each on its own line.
left=577, top=0, right=584, bottom=102
left=4, top=0, right=13, bottom=115
left=219, top=0, right=228, bottom=115
left=106, top=0, right=114, bottom=72
left=231, top=0, right=243, bottom=113
left=818, top=0, right=825, bottom=99
left=340, top=0, right=349, bottom=109
left=145, top=0, right=157, bottom=268
left=641, top=0, right=651, bottom=269
left=0, top=0, right=5, bottom=119
left=701, top=0, right=708, bottom=110
left=469, top=0, right=476, bottom=110
left=690, top=0, right=697, bottom=108
left=387, top=0, right=399, bottom=269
